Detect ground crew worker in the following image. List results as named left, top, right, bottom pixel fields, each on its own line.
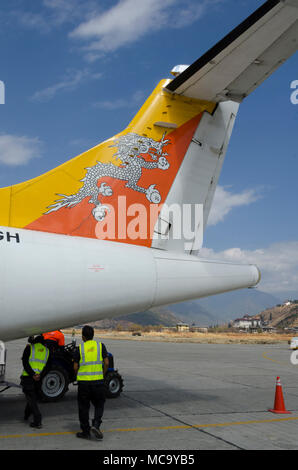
left=42, top=329, right=65, bottom=352
left=73, top=325, right=109, bottom=440
left=20, top=335, right=50, bottom=429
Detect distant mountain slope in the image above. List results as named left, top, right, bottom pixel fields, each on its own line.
left=92, top=307, right=180, bottom=329
left=253, top=302, right=298, bottom=329
left=92, top=304, right=216, bottom=329
left=117, top=307, right=179, bottom=326
left=168, top=301, right=217, bottom=326
left=121, top=302, right=218, bottom=327
left=196, top=289, right=282, bottom=322
left=91, top=289, right=286, bottom=329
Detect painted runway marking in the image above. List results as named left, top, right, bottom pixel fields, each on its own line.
left=1, top=416, right=298, bottom=439
left=262, top=352, right=289, bottom=366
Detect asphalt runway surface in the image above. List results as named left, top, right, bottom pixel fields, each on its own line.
left=1, top=336, right=298, bottom=451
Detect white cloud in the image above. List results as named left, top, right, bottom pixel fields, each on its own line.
left=200, top=242, right=298, bottom=294
left=171, top=1, right=212, bottom=28
left=70, top=0, right=222, bottom=59
left=207, top=185, right=260, bottom=226
left=16, top=11, right=51, bottom=33
left=42, top=0, right=84, bottom=24
left=11, top=0, right=224, bottom=59
left=31, top=69, right=102, bottom=102
left=12, top=0, right=98, bottom=33
left=70, top=0, right=174, bottom=50
left=0, top=134, right=43, bottom=166
left=93, top=90, right=145, bottom=110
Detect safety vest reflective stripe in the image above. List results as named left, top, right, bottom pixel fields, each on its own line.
left=31, top=345, right=49, bottom=365
left=31, top=348, right=49, bottom=364
left=77, top=341, right=104, bottom=381
left=77, top=371, right=102, bottom=376
left=79, top=361, right=104, bottom=366
left=79, top=353, right=104, bottom=366
left=22, top=343, right=49, bottom=377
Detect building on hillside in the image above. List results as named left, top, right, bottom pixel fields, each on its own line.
left=176, top=322, right=189, bottom=332
left=190, top=326, right=208, bottom=333
left=233, top=316, right=262, bottom=330
left=261, top=326, right=277, bottom=333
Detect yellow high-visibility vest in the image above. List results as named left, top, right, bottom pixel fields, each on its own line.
left=77, top=340, right=104, bottom=381
left=22, top=343, right=49, bottom=377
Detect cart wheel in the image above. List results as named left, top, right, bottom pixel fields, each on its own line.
left=104, top=371, right=124, bottom=398
left=39, top=366, right=69, bottom=402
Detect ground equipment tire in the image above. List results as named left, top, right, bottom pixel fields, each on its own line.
left=39, top=365, right=69, bottom=402
left=104, top=371, right=124, bottom=398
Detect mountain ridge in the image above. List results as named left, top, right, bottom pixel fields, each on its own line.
left=91, top=289, right=286, bottom=329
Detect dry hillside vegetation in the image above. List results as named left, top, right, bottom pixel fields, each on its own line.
left=253, top=303, right=298, bottom=329
left=64, top=329, right=293, bottom=345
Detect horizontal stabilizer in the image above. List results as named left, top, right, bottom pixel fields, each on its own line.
left=166, top=0, right=298, bottom=102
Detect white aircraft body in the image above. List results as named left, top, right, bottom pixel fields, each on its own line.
left=0, top=0, right=297, bottom=343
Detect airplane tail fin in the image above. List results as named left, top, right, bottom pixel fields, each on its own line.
left=151, top=99, right=239, bottom=254
left=0, top=0, right=297, bottom=253
left=0, top=81, right=218, bottom=250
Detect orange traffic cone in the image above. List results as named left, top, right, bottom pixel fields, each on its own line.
left=268, top=377, right=291, bottom=414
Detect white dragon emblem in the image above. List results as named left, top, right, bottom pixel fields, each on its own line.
left=45, top=133, right=170, bottom=221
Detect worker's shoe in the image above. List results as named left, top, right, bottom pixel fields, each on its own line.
left=30, top=422, right=42, bottom=429
left=91, top=426, right=103, bottom=440
left=76, top=431, right=91, bottom=440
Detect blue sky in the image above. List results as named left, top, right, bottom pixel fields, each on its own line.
left=0, top=0, right=297, bottom=297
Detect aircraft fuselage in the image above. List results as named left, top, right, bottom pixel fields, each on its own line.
left=0, top=227, right=260, bottom=342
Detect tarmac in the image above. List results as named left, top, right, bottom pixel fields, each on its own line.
left=1, top=335, right=298, bottom=451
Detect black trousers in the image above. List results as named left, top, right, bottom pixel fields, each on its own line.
left=21, top=376, right=42, bottom=424
left=77, top=381, right=106, bottom=433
